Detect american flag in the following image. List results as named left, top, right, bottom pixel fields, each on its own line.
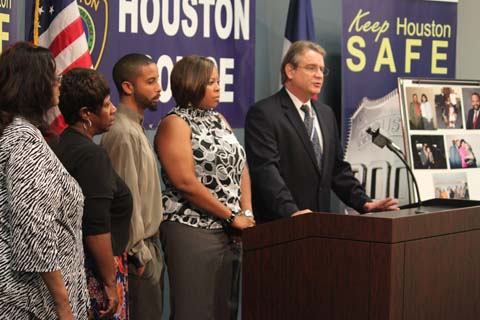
left=31, top=0, right=92, bottom=136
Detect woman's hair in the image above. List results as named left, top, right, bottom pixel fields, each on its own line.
left=59, top=68, right=110, bottom=125
left=0, top=41, right=56, bottom=135
left=170, top=55, right=215, bottom=108
left=421, top=94, right=428, bottom=102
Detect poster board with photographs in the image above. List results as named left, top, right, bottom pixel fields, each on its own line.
left=398, top=78, right=480, bottom=202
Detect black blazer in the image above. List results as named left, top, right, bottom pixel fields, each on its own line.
left=466, top=108, right=480, bottom=129
left=245, top=88, right=370, bottom=222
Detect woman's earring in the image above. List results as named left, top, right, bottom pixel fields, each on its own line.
left=82, top=118, right=92, bottom=132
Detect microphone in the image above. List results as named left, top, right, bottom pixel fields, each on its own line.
left=366, top=127, right=402, bottom=153
left=366, top=127, right=424, bottom=213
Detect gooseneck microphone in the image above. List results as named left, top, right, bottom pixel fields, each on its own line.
left=366, top=127, right=424, bottom=213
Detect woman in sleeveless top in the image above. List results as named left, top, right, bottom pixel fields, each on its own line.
left=155, top=55, right=256, bottom=320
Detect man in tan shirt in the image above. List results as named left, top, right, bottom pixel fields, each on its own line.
left=101, top=53, right=164, bottom=319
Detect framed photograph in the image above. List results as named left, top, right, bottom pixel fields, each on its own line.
left=433, top=172, right=470, bottom=200
left=410, top=135, right=447, bottom=170
left=398, top=78, right=480, bottom=202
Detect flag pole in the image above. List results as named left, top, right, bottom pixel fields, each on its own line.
left=33, top=0, right=40, bottom=45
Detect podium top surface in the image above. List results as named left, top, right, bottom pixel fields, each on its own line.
left=243, top=199, right=480, bottom=250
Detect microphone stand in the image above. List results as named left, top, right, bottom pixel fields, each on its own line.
left=366, top=128, right=424, bottom=213
left=385, top=143, right=424, bottom=213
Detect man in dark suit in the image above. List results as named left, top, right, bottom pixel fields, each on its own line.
left=466, top=92, right=480, bottom=129
left=245, top=41, right=398, bottom=222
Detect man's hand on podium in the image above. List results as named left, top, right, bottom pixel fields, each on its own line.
left=363, top=197, right=399, bottom=213
left=291, top=209, right=313, bottom=217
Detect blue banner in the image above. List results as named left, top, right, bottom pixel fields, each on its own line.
left=342, top=0, right=457, bottom=203
left=76, top=0, right=255, bottom=129
left=0, top=0, right=18, bottom=53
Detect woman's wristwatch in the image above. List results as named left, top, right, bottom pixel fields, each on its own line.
left=242, top=209, right=253, bottom=217
left=225, top=209, right=254, bottom=226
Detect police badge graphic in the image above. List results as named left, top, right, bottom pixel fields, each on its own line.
left=344, top=90, right=410, bottom=205
left=78, top=0, right=108, bottom=70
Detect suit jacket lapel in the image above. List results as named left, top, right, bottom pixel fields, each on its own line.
left=280, top=89, right=322, bottom=175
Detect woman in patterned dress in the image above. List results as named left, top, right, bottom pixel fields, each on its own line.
left=50, top=68, right=133, bottom=320
left=0, top=42, right=88, bottom=319
left=155, top=55, right=256, bottom=319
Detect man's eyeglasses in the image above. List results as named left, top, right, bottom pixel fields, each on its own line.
left=296, top=65, right=329, bottom=76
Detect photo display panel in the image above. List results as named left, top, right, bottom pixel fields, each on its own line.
left=398, top=77, right=480, bottom=201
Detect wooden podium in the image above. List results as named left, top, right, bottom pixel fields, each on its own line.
left=242, top=199, right=480, bottom=320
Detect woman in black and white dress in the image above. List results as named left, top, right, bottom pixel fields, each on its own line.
left=0, top=42, right=88, bottom=319
left=155, top=55, right=256, bottom=320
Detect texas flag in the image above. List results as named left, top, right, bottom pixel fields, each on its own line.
left=281, top=0, right=317, bottom=98
left=282, top=0, right=316, bottom=58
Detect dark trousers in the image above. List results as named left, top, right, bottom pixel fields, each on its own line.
left=128, top=237, right=164, bottom=320
left=161, top=221, right=241, bottom=320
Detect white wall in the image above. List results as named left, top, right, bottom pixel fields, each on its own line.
left=456, top=0, right=480, bottom=79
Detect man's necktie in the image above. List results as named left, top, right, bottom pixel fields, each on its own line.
left=474, top=110, right=478, bottom=128
left=301, top=104, right=322, bottom=169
